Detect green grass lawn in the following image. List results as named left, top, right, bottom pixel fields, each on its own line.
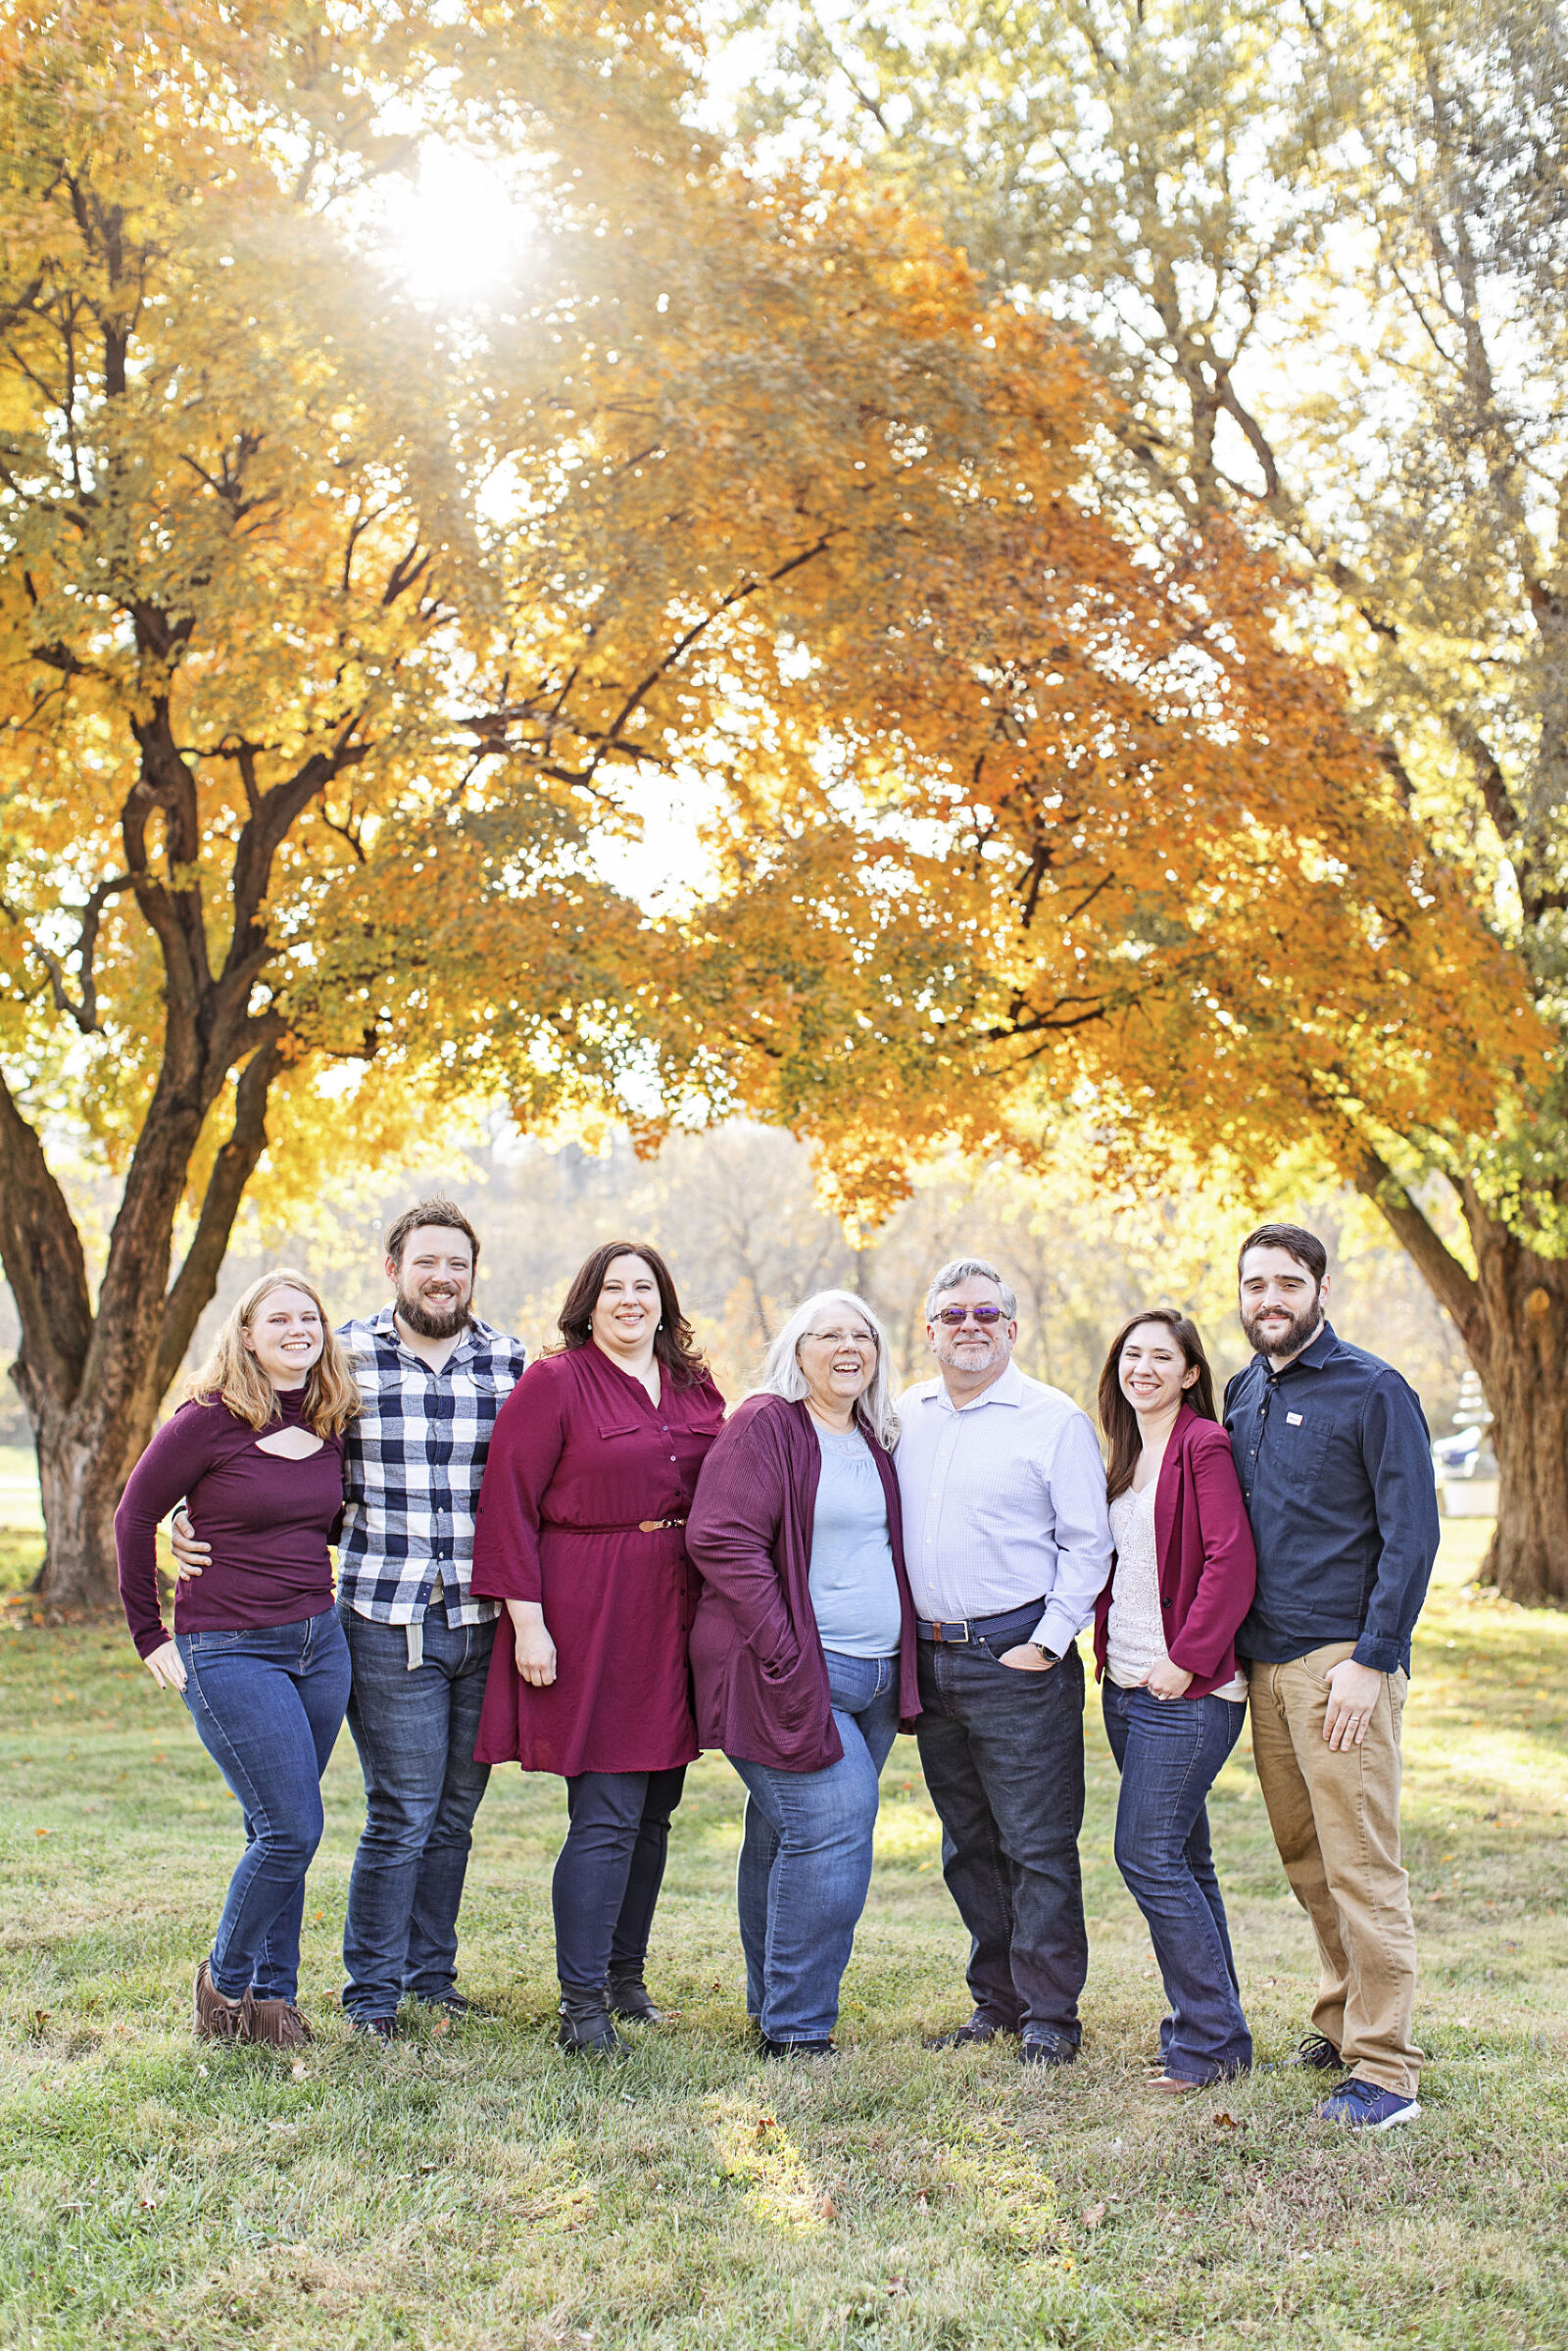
left=2, top=1523, right=1564, bottom=2350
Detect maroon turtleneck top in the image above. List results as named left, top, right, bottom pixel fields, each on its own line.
left=116, top=1388, right=346, bottom=1659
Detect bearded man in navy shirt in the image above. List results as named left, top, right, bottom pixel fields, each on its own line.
left=1225, top=1223, right=1440, bottom=2132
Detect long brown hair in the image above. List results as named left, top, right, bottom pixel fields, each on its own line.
left=555, top=1241, right=710, bottom=1391
left=1098, top=1307, right=1217, bottom=1502
left=186, top=1269, right=361, bottom=1438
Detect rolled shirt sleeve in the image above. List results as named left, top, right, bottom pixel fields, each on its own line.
left=1352, top=1374, right=1442, bottom=1675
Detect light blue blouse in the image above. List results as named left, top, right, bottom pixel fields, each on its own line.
left=809, top=1425, right=903, bottom=1658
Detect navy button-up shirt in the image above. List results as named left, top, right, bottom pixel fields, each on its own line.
left=1224, top=1322, right=1440, bottom=1676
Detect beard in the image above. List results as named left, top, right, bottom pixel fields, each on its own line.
left=397, top=1282, right=471, bottom=1341
left=1241, top=1291, right=1321, bottom=1360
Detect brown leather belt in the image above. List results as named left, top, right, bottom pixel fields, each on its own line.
left=549, top=1517, right=689, bottom=1535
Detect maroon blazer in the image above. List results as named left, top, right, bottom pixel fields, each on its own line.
left=1093, top=1406, right=1256, bottom=1698
left=686, top=1394, right=921, bottom=1772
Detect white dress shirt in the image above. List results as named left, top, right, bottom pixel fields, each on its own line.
left=895, top=1360, right=1113, bottom=1658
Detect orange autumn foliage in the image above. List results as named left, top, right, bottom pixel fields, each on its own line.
left=0, top=0, right=1537, bottom=1607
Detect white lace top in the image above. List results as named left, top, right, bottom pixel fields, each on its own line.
left=1106, top=1481, right=1247, bottom=1702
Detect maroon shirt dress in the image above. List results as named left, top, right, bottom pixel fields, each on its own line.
left=471, top=1346, right=725, bottom=1777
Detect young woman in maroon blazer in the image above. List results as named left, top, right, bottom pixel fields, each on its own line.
left=1094, top=1307, right=1257, bottom=2092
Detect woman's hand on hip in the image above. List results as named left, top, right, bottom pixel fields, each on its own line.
left=507, top=1599, right=557, bottom=1688
left=1143, top=1659, right=1194, bottom=1701
left=996, top=1642, right=1053, bottom=1673
left=142, top=1640, right=187, bottom=1694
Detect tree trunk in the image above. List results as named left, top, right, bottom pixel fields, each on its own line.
left=30, top=1396, right=156, bottom=1612
left=1465, top=1213, right=1568, bottom=1606
left=1356, top=1154, right=1568, bottom=1605
left=0, top=1036, right=286, bottom=1612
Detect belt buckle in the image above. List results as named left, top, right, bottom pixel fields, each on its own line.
left=932, top=1617, right=971, bottom=1643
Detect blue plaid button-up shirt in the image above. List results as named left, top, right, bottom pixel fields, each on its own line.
left=336, top=1306, right=528, bottom=1625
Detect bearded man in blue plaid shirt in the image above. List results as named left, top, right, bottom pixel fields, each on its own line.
left=173, top=1197, right=525, bottom=2037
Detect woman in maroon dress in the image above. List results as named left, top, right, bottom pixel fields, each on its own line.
left=473, top=1242, right=724, bottom=2054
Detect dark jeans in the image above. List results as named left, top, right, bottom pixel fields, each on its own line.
left=1102, top=1682, right=1252, bottom=2083
left=176, top=1609, right=351, bottom=2005
left=555, top=1766, right=688, bottom=1992
left=915, top=1608, right=1087, bottom=2039
left=339, top=1600, right=495, bottom=2021
left=731, top=1649, right=902, bottom=2043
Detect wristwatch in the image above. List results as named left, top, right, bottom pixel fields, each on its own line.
left=1030, top=1641, right=1063, bottom=1666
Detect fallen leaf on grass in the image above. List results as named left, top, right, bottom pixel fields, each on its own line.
left=915, top=2190, right=930, bottom=2211
left=818, top=2195, right=837, bottom=2221
left=1211, top=2112, right=1242, bottom=2131
left=1080, top=2201, right=1105, bottom=2229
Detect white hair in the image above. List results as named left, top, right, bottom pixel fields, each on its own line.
left=756, top=1290, right=900, bottom=1450
left=924, top=1256, right=1018, bottom=1322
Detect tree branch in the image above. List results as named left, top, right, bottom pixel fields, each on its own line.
left=1352, top=1145, right=1484, bottom=1349
left=0, top=1064, right=94, bottom=1417
left=156, top=1031, right=286, bottom=1396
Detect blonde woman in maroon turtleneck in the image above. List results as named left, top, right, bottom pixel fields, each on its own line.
left=117, top=1270, right=359, bottom=2050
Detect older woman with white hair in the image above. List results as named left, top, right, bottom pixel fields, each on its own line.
left=686, top=1291, right=921, bottom=2056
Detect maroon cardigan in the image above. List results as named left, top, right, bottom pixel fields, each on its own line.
left=686, top=1394, right=921, bottom=1771
left=1092, top=1406, right=1257, bottom=1698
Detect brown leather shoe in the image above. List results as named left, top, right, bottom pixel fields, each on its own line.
left=242, top=1993, right=314, bottom=2050
left=193, top=1958, right=246, bottom=2041
left=1146, top=2074, right=1200, bottom=2096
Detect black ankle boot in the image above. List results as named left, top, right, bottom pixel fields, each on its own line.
left=606, top=1968, right=662, bottom=2024
left=557, top=1984, right=624, bottom=2057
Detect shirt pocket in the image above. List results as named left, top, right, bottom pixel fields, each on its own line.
left=597, top=1420, right=644, bottom=1444
left=1270, top=1410, right=1332, bottom=1487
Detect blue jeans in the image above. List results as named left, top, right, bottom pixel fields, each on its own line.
left=176, top=1609, right=351, bottom=2004
left=556, top=1767, right=687, bottom=1991
left=731, top=1650, right=901, bottom=2043
left=915, top=1610, right=1087, bottom=2038
left=339, top=1601, right=495, bottom=2021
left=1102, top=1682, right=1251, bottom=2083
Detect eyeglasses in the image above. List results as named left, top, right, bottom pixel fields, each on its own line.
left=933, top=1305, right=1006, bottom=1326
left=804, top=1327, right=878, bottom=1348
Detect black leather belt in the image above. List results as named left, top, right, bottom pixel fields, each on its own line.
left=916, top=1599, right=1047, bottom=1643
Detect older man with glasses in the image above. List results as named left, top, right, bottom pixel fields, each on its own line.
left=898, top=1257, right=1112, bottom=2065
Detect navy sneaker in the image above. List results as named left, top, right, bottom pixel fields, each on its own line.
left=1296, top=2033, right=1347, bottom=2073
left=1313, top=2076, right=1420, bottom=2130
left=760, top=2036, right=837, bottom=2060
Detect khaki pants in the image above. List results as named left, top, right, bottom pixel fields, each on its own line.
left=1248, top=1641, right=1422, bottom=2096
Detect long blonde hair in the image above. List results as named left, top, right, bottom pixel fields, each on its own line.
left=187, top=1268, right=361, bottom=1438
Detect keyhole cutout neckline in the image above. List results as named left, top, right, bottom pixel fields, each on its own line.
left=254, top=1424, right=326, bottom=1460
